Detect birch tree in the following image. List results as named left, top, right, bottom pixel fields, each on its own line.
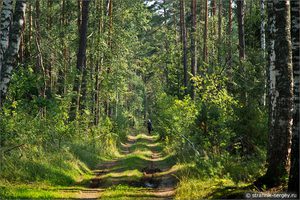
left=260, top=0, right=267, bottom=106
left=256, top=0, right=293, bottom=188
left=288, top=0, right=299, bottom=195
left=0, top=0, right=13, bottom=88
left=0, top=0, right=26, bottom=106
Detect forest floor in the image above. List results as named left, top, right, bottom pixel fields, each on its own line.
left=0, top=132, right=180, bottom=199
left=0, top=131, right=257, bottom=199
left=75, top=132, right=178, bottom=199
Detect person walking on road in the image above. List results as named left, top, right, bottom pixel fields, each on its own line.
left=147, top=119, right=153, bottom=134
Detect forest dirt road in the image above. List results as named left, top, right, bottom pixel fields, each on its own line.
left=77, top=132, right=178, bottom=199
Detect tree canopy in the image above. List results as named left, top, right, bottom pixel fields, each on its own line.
left=0, top=0, right=298, bottom=199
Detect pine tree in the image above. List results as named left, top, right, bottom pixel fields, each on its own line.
left=179, top=0, right=187, bottom=95
left=70, top=0, right=90, bottom=120
left=190, top=0, right=197, bottom=99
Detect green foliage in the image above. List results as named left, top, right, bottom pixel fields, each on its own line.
left=1, top=0, right=150, bottom=188
left=195, top=151, right=266, bottom=182
left=0, top=99, right=119, bottom=186
left=191, top=72, right=237, bottom=154
left=153, top=93, right=197, bottom=150
left=0, top=0, right=271, bottom=197
left=244, top=2, right=262, bottom=49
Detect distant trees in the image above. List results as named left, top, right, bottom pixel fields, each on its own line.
left=0, top=0, right=154, bottom=156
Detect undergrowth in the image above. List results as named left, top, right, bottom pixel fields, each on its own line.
left=0, top=102, right=127, bottom=198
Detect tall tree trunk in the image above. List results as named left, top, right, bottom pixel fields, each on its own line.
left=179, top=0, right=187, bottom=95
left=255, top=0, right=293, bottom=188
left=19, top=29, right=24, bottom=63
left=203, top=0, right=208, bottom=64
left=93, top=0, right=104, bottom=125
left=0, top=0, right=3, bottom=12
left=70, top=0, right=90, bottom=120
left=102, top=0, right=113, bottom=117
left=237, top=0, right=245, bottom=60
left=0, top=0, right=13, bottom=89
left=260, top=0, right=266, bottom=56
left=35, top=0, right=47, bottom=117
left=211, top=0, right=216, bottom=16
left=227, top=0, right=232, bottom=69
left=237, top=0, right=246, bottom=104
left=77, top=0, right=82, bottom=33
left=108, top=0, right=112, bottom=49
left=217, top=0, right=222, bottom=65
left=18, top=0, right=25, bottom=63
left=190, top=0, right=197, bottom=99
left=0, top=0, right=26, bottom=106
left=47, top=0, right=52, bottom=29
left=46, top=0, right=53, bottom=95
left=58, top=0, right=67, bottom=96
left=163, top=0, right=170, bottom=91
left=210, top=0, right=217, bottom=68
left=172, top=2, right=180, bottom=97
left=24, top=3, right=32, bottom=59
left=105, top=0, right=112, bottom=74
left=288, top=0, right=299, bottom=196
left=260, top=0, right=267, bottom=106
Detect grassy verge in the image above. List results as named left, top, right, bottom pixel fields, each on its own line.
left=0, top=183, right=77, bottom=199
left=0, top=138, right=118, bottom=199
left=176, top=177, right=252, bottom=200
left=174, top=154, right=265, bottom=199
left=0, top=132, right=162, bottom=199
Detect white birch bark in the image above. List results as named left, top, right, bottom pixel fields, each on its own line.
left=260, top=0, right=266, bottom=56
left=0, top=0, right=13, bottom=81
left=264, top=0, right=293, bottom=186
left=0, top=0, right=26, bottom=104
left=288, top=0, right=300, bottom=193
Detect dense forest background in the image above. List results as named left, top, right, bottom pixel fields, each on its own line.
left=0, top=0, right=299, bottom=199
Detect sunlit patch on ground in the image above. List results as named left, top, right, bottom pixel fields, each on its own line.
left=71, top=132, right=179, bottom=199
